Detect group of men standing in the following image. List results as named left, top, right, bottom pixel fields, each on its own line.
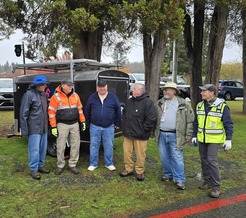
left=20, top=74, right=233, bottom=199
left=20, top=76, right=121, bottom=179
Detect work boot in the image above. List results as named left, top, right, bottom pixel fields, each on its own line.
left=38, top=167, right=50, bottom=174
left=136, top=173, right=145, bottom=181
left=119, top=169, right=134, bottom=177
left=209, top=189, right=220, bottom=198
left=55, top=167, right=64, bottom=175
left=30, top=171, right=41, bottom=180
left=69, top=166, right=79, bottom=174
left=199, top=182, right=212, bottom=190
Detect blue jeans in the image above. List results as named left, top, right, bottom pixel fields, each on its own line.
left=158, top=132, right=185, bottom=182
left=28, top=133, right=48, bottom=172
left=89, top=124, right=114, bottom=167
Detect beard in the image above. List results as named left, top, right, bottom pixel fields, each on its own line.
left=163, top=94, right=171, bottom=100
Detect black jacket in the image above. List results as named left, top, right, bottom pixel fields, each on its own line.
left=122, top=93, right=156, bottom=140
left=20, top=88, right=48, bottom=136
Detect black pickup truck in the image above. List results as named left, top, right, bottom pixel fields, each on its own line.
left=160, top=76, right=190, bottom=99
left=177, top=84, right=190, bottom=99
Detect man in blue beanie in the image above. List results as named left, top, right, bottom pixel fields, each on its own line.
left=20, top=75, right=50, bottom=180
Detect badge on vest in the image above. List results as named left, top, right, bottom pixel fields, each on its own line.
left=211, top=121, right=216, bottom=128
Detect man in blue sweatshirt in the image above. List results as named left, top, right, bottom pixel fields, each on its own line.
left=192, top=84, right=233, bottom=198
left=84, top=79, right=121, bottom=171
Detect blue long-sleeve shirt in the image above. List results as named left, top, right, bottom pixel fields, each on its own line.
left=84, top=91, right=121, bottom=128
left=193, top=99, right=233, bottom=140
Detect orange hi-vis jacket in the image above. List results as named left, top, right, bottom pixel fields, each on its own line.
left=48, top=86, right=85, bottom=128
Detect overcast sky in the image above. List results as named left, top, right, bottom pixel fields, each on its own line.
left=0, top=30, right=242, bottom=65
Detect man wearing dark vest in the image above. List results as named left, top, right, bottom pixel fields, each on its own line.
left=192, top=84, right=233, bottom=198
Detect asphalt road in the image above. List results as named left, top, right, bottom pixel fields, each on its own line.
left=131, top=186, right=246, bottom=218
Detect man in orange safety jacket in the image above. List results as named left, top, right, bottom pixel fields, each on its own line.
left=48, top=79, right=86, bottom=175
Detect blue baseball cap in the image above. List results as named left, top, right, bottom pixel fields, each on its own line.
left=33, top=75, right=48, bottom=85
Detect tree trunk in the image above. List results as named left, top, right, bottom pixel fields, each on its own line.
left=183, top=0, right=205, bottom=111
left=183, top=13, right=194, bottom=71
left=143, top=27, right=166, bottom=102
left=73, top=25, right=104, bottom=62
left=242, top=7, right=246, bottom=114
left=205, top=4, right=229, bottom=86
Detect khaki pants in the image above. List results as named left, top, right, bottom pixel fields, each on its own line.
left=123, top=137, right=148, bottom=174
left=56, top=122, right=80, bottom=168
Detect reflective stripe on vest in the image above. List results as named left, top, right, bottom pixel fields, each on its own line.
left=196, top=101, right=226, bottom=143
left=55, top=92, right=78, bottom=110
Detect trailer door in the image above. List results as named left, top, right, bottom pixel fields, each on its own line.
left=98, top=70, right=129, bottom=106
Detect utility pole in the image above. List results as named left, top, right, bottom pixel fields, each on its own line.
left=22, top=41, right=26, bottom=75
left=172, top=40, right=178, bottom=83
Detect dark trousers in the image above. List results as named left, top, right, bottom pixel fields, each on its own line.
left=198, top=142, right=221, bottom=190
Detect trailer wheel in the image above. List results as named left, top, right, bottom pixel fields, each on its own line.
left=47, top=135, right=57, bottom=157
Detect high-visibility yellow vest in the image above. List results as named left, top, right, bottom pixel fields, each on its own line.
left=196, top=100, right=226, bottom=143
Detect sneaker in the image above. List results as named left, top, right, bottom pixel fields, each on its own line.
left=199, top=182, right=212, bottom=190
left=119, top=169, right=134, bottom=177
left=38, top=167, right=50, bottom=174
left=30, top=171, right=41, bottom=180
left=55, top=167, right=64, bottom=175
left=105, top=165, right=116, bottom=171
left=88, top=166, right=98, bottom=171
left=177, top=182, right=186, bottom=190
left=69, top=166, right=79, bottom=174
left=136, top=173, right=145, bottom=181
left=209, top=189, right=220, bottom=198
left=161, top=176, right=173, bottom=182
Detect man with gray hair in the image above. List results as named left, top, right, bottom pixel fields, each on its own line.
left=155, top=82, right=194, bottom=190
left=120, top=83, right=156, bottom=181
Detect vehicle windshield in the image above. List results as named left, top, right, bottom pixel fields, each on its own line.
left=177, top=77, right=186, bottom=85
left=0, top=79, right=13, bottom=88
left=133, top=74, right=145, bottom=81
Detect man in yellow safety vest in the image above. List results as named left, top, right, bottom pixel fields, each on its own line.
left=192, top=84, right=233, bottom=198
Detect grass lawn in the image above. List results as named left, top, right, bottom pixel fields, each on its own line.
left=0, top=101, right=246, bottom=217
